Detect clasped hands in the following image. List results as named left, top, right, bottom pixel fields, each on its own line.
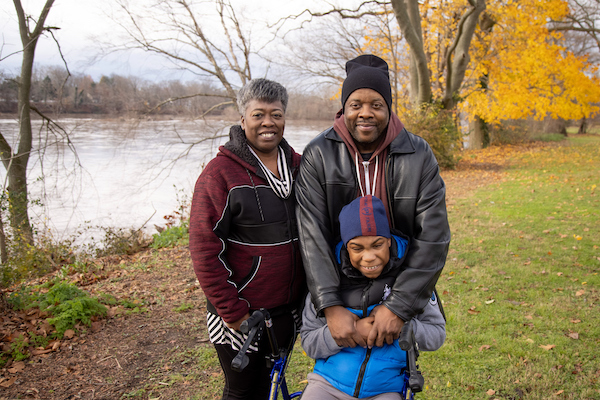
left=324, top=305, right=405, bottom=348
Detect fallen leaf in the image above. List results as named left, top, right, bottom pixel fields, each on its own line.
left=539, top=344, right=556, bottom=351
left=485, top=299, right=495, bottom=304
left=554, top=390, right=564, bottom=395
left=525, top=315, right=533, bottom=320
left=8, top=361, right=25, bottom=373
left=0, top=376, right=17, bottom=388
left=479, top=345, right=491, bottom=352
left=568, top=332, right=579, bottom=340
left=487, top=389, right=496, bottom=396
left=576, top=290, right=585, bottom=296
left=570, top=319, right=581, bottom=324
left=63, top=329, right=75, bottom=339
left=31, top=348, right=54, bottom=356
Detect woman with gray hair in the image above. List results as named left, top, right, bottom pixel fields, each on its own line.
left=189, top=78, right=305, bottom=399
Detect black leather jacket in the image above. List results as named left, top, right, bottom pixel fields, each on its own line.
left=295, top=126, right=450, bottom=321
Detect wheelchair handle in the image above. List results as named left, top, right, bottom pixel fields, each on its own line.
left=398, top=320, right=413, bottom=351
left=240, top=309, right=269, bottom=334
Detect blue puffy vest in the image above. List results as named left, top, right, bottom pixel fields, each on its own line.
left=314, top=234, right=409, bottom=398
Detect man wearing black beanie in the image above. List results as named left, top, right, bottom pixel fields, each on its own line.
left=296, top=54, right=450, bottom=349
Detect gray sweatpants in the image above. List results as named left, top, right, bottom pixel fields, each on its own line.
left=301, top=372, right=403, bottom=400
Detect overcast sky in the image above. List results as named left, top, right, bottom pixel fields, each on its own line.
left=1, top=0, right=341, bottom=82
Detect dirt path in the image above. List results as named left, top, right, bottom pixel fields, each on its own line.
left=0, top=142, right=552, bottom=400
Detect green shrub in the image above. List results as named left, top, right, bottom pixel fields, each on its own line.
left=403, top=104, right=462, bottom=169
left=488, top=119, right=530, bottom=145
left=0, top=231, right=76, bottom=288
left=93, top=226, right=150, bottom=257
left=48, top=297, right=107, bottom=335
left=151, top=225, right=189, bottom=249
left=9, top=335, right=30, bottom=361
left=7, top=281, right=107, bottom=337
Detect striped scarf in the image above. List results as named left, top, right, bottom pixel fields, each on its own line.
left=248, top=145, right=293, bottom=199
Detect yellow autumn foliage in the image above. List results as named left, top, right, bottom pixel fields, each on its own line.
left=361, top=0, right=600, bottom=123
left=463, top=0, right=600, bottom=123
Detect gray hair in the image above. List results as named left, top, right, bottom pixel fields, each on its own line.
left=237, top=78, right=288, bottom=114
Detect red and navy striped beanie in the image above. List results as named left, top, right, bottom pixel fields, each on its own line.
left=339, top=195, right=391, bottom=246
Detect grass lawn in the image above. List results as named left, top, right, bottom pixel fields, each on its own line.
left=418, top=135, right=600, bottom=399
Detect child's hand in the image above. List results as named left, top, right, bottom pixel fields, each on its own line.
left=368, top=305, right=405, bottom=347
left=324, top=306, right=366, bottom=348
left=355, top=316, right=375, bottom=341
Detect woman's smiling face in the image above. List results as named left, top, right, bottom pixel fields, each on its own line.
left=241, top=99, right=285, bottom=158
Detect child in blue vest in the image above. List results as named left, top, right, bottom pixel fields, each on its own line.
left=300, top=195, right=446, bottom=399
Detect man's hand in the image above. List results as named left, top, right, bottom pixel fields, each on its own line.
left=355, top=316, right=375, bottom=342
left=367, top=305, right=405, bottom=348
left=324, top=305, right=366, bottom=348
left=225, top=313, right=251, bottom=331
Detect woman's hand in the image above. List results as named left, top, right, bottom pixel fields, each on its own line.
left=225, top=313, right=251, bottom=331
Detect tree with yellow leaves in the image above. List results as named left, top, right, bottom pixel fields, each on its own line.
left=463, top=0, right=600, bottom=127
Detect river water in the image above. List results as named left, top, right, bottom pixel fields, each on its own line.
left=0, top=117, right=330, bottom=244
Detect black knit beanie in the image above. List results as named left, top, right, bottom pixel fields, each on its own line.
left=341, top=54, right=392, bottom=111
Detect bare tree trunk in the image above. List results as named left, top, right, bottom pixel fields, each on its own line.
left=545, top=118, right=568, bottom=136
left=470, top=115, right=489, bottom=150
left=442, top=1, right=487, bottom=109
left=0, top=207, right=7, bottom=264
left=390, top=0, right=486, bottom=110
left=0, top=0, right=56, bottom=243
left=391, top=0, right=432, bottom=106
left=578, top=117, right=587, bottom=134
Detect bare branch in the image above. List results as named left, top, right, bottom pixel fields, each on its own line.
left=144, top=93, right=231, bottom=115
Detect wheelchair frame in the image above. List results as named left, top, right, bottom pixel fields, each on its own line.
left=231, top=308, right=425, bottom=400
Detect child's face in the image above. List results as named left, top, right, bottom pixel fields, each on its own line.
left=346, top=235, right=392, bottom=279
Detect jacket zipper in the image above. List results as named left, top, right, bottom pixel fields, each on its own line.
left=284, top=196, right=296, bottom=305
left=353, top=280, right=374, bottom=397
left=353, top=348, right=372, bottom=397
left=384, top=155, right=395, bottom=229
left=362, top=161, right=371, bottom=195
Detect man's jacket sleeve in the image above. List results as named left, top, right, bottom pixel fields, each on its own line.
left=295, top=143, right=344, bottom=314
left=384, top=145, right=450, bottom=322
left=300, top=295, right=341, bottom=359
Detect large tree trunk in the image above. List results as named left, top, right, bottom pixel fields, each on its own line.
left=0, top=0, right=56, bottom=243
left=391, top=0, right=432, bottom=106
left=441, top=1, right=487, bottom=109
